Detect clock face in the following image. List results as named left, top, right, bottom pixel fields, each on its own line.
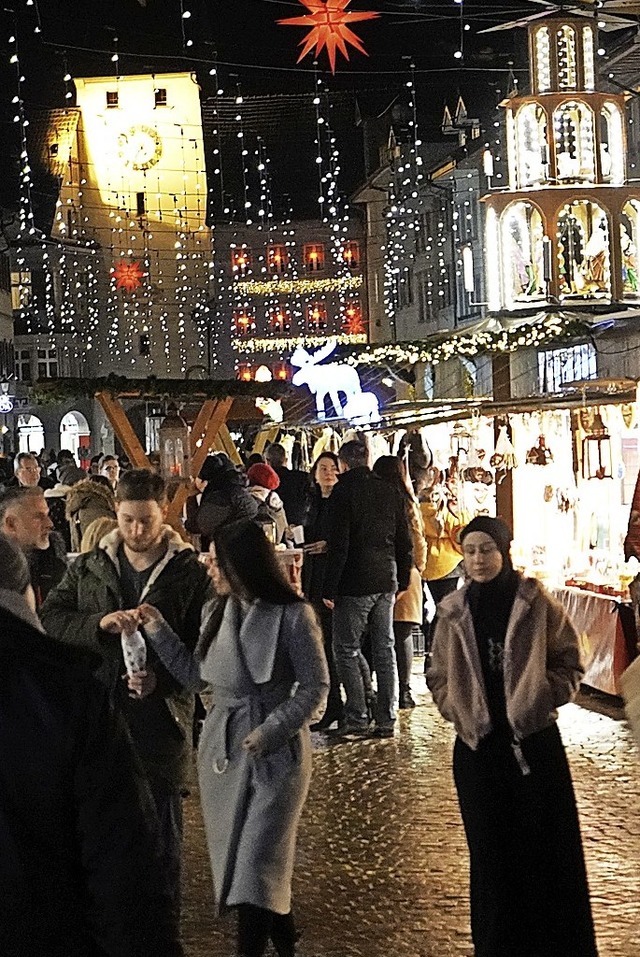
left=117, top=125, right=163, bottom=171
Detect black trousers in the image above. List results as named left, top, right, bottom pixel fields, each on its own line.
left=453, top=725, right=598, bottom=957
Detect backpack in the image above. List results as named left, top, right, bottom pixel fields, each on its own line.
left=253, top=491, right=284, bottom=543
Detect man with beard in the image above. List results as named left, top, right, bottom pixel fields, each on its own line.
left=0, top=486, right=67, bottom=607
left=41, top=469, right=210, bottom=945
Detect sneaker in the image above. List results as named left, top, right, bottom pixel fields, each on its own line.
left=371, top=726, right=395, bottom=739
left=399, top=689, right=416, bottom=709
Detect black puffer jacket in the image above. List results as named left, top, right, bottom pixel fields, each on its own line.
left=322, top=466, right=413, bottom=598
left=0, top=602, right=183, bottom=957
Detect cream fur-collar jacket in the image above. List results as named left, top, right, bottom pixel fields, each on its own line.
left=426, top=576, right=583, bottom=750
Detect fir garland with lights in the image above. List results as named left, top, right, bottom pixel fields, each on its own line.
left=30, top=375, right=290, bottom=405
left=235, top=275, right=363, bottom=297
left=347, top=313, right=592, bottom=368
left=233, top=331, right=367, bottom=354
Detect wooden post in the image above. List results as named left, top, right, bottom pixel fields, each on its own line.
left=492, top=355, right=514, bottom=532
left=252, top=427, right=279, bottom=456
left=166, top=397, right=234, bottom=526
left=95, top=392, right=151, bottom=469
left=216, top=424, right=243, bottom=465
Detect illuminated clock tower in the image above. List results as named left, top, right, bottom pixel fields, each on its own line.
left=56, top=72, right=214, bottom=376
left=482, top=15, right=640, bottom=311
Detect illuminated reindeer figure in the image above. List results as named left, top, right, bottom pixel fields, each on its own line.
left=290, top=339, right=361, bottom=419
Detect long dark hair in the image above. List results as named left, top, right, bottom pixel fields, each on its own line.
left=311, top=451, right=339, bottom=486
left=214, top=519, right=302, bottom=605
left=372, top=455, right=413, bottom=505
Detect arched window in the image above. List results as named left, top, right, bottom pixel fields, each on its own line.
left=582, top=26, right=595, bottom=91
left=553, top=101, right=595, bottom=183
left=557, top=200, right=611, bottom=299
left=557, top=25, right=577, bottom=90
left=515, top=103, right=548, bottom=187
left=600, top=103, right=625, bottom=184
left=621, top=201, right=640, bottom=299
left=500, top=202, right=546, bottom=307
left=534, top=27, right=551, bottom=93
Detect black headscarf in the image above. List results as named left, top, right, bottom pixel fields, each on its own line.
left=461, top=517, right=520, bottom=733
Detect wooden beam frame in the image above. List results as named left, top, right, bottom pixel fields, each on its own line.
left=166, top=397, right=234, bottom=526
left=95, top=391, right=151, bottom=469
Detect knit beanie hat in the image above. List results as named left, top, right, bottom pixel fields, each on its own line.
left=460, top=515, right=513, bottom=564
left=199, top=453, right=235, bottom=486
left=247, top=462, right=280, bottom=491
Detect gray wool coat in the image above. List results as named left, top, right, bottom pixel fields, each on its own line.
left=146, top=596, right=329, bottom=915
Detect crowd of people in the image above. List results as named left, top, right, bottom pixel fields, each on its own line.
left=0, top=436, right=599, bottom=957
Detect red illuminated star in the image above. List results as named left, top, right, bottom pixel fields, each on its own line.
left=113, top=260, right=144, bottom=293
left=278, top=0, right=379, bottom=74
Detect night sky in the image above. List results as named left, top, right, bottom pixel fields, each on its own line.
left=0, top=0, right=539, bottom=208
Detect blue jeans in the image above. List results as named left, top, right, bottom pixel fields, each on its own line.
left=332, top=593, right=398, bottom=729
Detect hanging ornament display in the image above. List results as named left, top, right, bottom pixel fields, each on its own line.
left=113, top=260, right=144, bottom=293
left=278, top=0, right=379, bottom=74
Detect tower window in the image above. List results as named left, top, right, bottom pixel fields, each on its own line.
left=154, top=88, right=167, bottom=107
left=106, top=91, right=119, bottom=109
left=139, top=334, right=151, bottom=357
left=136, top=192, right=146, bottom=217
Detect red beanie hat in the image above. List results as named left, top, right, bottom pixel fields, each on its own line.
left=247, top=462, right=280, bottom=491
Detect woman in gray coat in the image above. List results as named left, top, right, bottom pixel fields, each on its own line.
left=136, top=519, right=329, bottom=957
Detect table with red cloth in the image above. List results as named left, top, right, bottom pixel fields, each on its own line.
left=549, top=585, right=638, bottom=696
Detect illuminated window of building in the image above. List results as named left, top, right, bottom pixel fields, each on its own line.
left=14, top=348, right=31, bottom=382
left=231, top=247, right=251, bottom=276
left=306, top=302, right=327, bottom=330
left=273, top=362, right=289, bottom=381
left=106, top=91, right=119, bottom=109
left=154, top=88, right=167, bottom=107
left=304, top=244, right=325, bottom=273
left=557, top=25, right=577, bottom=90
left=267, top=245, right=288, bottom=274
left=583, top=26, right=595, bottom=91
left=553, top=102, right=595, bottom=183
left=233, top=309, right=255, bottom=336
left=342, top=301, right=364, bottom=335
left=139, top=334, right=151, bottom=356
left=341, top=241, right=360, bottom=269
left=237, top=363, right=253, bottom=381
left=10, top=270, right=32, bottom=311
left=534, top=27, right=551, bottom=93
left=268, top=305, right=291, bottom=333
left=538, top=343, right=596, bottom=392
left=37, top=347, right=58, bottom=380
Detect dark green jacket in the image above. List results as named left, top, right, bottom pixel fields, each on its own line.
left=41, top=527, right=211, bottom=788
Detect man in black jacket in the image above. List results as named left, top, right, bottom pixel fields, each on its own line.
left=322, top=440, right=413, bottom=738
left=41, top=469, right=210, bottom=943
left=0, top=485, right=67, bottom=607
left=0, top=532, right=182, bottom=957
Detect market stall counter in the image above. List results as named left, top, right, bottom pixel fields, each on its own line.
left=549, top=585, right=638, bottom=696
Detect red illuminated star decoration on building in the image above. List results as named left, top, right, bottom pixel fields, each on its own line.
left=342, top=305, right=365, bottom=336
left=278, top=0, right=379, bottom=74
left=113, top=260, right=144, bottom=293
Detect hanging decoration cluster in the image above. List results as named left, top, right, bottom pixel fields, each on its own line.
left=278, top=0, right=379, bottom=74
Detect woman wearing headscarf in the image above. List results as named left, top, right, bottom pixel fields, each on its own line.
left=135, top=520, right=328, bottom=957
left=427, top=516, right=597, bottom=957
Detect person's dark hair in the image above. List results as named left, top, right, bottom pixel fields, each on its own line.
left=214, top=519, right=302, bottom=605
left=372, top=455, right=412, bottom=503
left=246, top=452, right=265, bottom=468
left=265, top=443, right=286, bottom=469
left=57, top=449, right=76, bottom=465
left=0, top=486, right=44, bottom=523
left=0, top=531, right=31, bottom=594
left=338, top=439, right=368, bottom=470
left=115, top=469, right=167, bottom=505
left=89, top=474, right=113, bottom=490
left=199, top=453, right=245, bottom=493
left=311, top=451, right=339, bottom=485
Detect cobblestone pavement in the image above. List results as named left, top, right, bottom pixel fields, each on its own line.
left=181, top=679, right=640, bottom=957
